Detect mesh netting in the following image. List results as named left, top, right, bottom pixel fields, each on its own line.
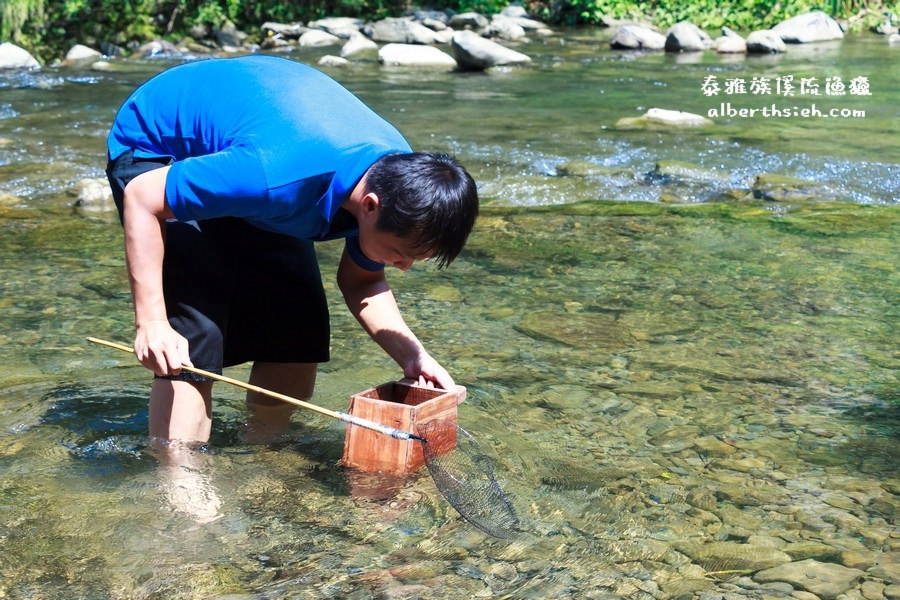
left=416, top=419, right=520, bottom=539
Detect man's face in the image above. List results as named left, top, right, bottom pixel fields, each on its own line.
left=357, top=224, right=431, bottom=271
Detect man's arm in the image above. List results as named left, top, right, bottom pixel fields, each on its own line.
left=122, top=166, right=192, bottom=375
left=336, top=248, right=455, bottom=390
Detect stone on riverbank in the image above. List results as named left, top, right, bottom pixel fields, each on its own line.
left=308, top=17, right=364, bottom=38
left=261, top=22, right=307, bottom=39
left=754, top=559, right=864, bottom=599
left=616, top=108, right=713, bottom=128
left=651, top=160, right=729, bottom=184
left=488, top=15, right=527, bottom=41
left=64, top=44, right=101, bottom=64
left=746, top=30, right=787, bottom=53
left=365, top=17, right=444, bottom=44
left=318, top=55, right=349, bottom=68
left=299, top=30, right=342, bottom=47
left=751, top=173, right=824, bottom=202
left=773, top=10, right=844, bottom=43
left=72, top=178, right=114, bottom=212
left=449, top=12, right=490, bottom=32
left=674, top=541, right=792, bottom=572
left=610, top=25, right=666, bottom=50
left=341, top=32, right=378, bottom=58
left=714, top=27, right=748, bottom=53
left=378, top=44, right=457, bottom=68
left=452, top=30, right=531, bottom=70
left=665, top=22, right=712, bottom=52
left=0, top=42, right=40, bottom=69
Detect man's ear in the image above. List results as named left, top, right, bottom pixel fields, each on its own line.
left=362, top=192, right=380, bottom=216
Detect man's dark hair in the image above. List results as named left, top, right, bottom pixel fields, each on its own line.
left=365, top=152, right=479, bottom=268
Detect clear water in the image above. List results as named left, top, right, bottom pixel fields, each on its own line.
left=0, top=30, right=897, bottom=598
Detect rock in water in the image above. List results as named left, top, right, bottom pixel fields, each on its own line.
left=772, top=10, right=844, bottom=43
left=451, top=30, right=531, bottom=70
left=0, top=42, right=40, bottom=69
left=754, top=559, right=864, bottom=599
left=610, top=25, right=666, bottom=50
left=674, top=541, right=792, bottom=572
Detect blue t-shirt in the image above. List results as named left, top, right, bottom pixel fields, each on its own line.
left=107, top=55, right=413, bottom=270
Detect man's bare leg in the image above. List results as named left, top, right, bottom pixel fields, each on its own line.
left=149, top=379, right=213, bottom=442
left=148, top=378, right=222, bottom=522
left=243, top=362, right=317, bottom=443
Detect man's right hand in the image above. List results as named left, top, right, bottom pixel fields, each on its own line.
left=134, top=319, right=192, bottom=376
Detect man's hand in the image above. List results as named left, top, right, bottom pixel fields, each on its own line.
left=403, top=352, right=456, bottom=391
left=134, top=319, right=192, bottom=376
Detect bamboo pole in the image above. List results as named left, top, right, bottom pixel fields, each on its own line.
left=85, top=336, right=425, bottom=442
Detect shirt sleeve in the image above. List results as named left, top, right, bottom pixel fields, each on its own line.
left=164, top=139, right=270, bottom=222
left=345, top=235, right=385, bottom=271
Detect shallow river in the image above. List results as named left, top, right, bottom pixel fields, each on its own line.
left=0, top=28, right=898, bottom=599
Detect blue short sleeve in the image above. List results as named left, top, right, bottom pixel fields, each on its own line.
left=165, top=139, right=270, bottom=222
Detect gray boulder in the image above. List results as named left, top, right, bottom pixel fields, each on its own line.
left=299, top=29, right=342, bottom=47
left=610, top=25, right=666, bottom=50
left=365, top=18, right=443, bottom=44
left=488, top=15, right=527, bottom=41
left=340, top=32, right=378, bottom=58
left=746, top=29, right=787, bottom=53
left=308, top=17, right=363, bottom=38
left=136, top=40, right=182, bottom=58
left=449, top=12, right=490, bottom=31
left=452, top=30, right=531, bottom=70
left=500, top=5, right=528, bottom=19
left=73, top=178, right=114, bottom=212
left=261, top=22, right=307, bottom=39
left=665, top=22, right=712, bottom=52
left=773, top=10, right=844, bottom=43
left=214, top=21, right=248, bottom=47
left=0, top=42, right=40, bottom=69
left=64, top=44, right=102, bottom=64
left=317, top=55, right=349, bottom=68
left=754, top=559, right=864, bottom=599
left=713, top=27, right=747, bottom=53
left=378, top=43, right=457, bottom=68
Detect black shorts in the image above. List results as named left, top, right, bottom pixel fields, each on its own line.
left=106, top=150, right=330, bottom=381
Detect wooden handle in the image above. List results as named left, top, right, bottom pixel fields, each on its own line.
left=85, top=336, right=343, bottom=421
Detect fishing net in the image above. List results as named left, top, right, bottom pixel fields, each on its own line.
left=416, top=419, right=521, bottom=539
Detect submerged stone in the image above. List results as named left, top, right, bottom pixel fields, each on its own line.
left=515, top=310, right=626, bottom=350
left=752, top=173, right=824, bottom=201
left=616, top=108, right=713, bottom=129
left=674, top=540, right=792, bottom=572
left=754, top=559, right=864, bottom=599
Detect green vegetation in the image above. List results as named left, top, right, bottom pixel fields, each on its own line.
left=3, top=0, right=898, bottom=62
left=543, top=0, right=898, bottom=29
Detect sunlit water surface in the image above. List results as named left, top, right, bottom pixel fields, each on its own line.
left=0, top=28, right=897, bottom=599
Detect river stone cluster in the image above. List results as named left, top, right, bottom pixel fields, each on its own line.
left=2, top=6, right=896, bottom=71
left=0, top=5, right=546, bottom=72
left=611, top=10, right=845, bottom=54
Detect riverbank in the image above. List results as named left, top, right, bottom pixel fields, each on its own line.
left=2, top=0, right=899, bottom=65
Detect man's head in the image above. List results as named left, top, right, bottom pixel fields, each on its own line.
left=363, top=152, right=478, bottom=269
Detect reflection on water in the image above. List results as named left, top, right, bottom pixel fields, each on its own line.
left=0, top=29, right=898, bottom=599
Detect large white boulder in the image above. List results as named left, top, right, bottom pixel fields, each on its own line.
left=773, top=10, right=844, bottom=43
left=452, top=30, right=531, bottom=70
left=0, top=42, right=40, bottom=69
left=378, top=44, right=457, bottom=68
left=610, top=25, right=666, bottom=50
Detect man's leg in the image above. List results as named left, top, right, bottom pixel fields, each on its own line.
left=149, top=379, right=214, bottom=443
left=244, top=362, right=317, bottom=442
left=149, top=378, right=222, bottom=522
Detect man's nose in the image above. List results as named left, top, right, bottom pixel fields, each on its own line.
left=393, top=258, right=413, bottom=271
